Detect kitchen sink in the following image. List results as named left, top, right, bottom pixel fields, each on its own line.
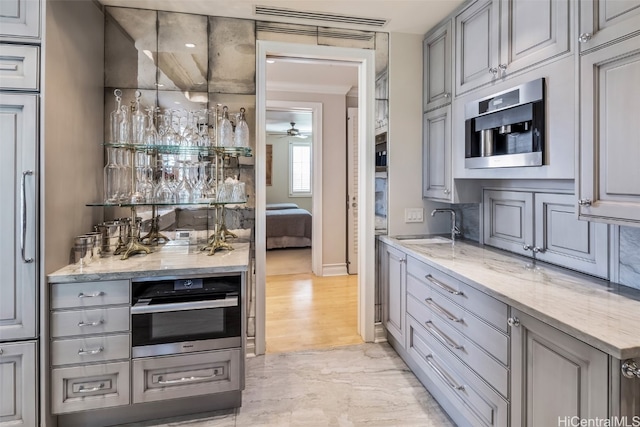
left=395, top=236, right=452, bottom=244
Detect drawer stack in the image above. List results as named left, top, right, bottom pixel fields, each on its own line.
left=50, top=280, right=131, bottom=414
left=404, top=257, right=509, bottom=427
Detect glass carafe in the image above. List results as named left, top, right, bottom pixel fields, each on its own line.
left=174, top=161, right=194, bottom=203
left=153, top=158, right=175, bottom=203
left=118, top=105, right=131, bottom=144
left=144, top=107, right=158, bottom=145
left=234, top=107, right=249, bottom=147
left=131, top=90, right=146, bottom=145
left=219, top=105, right=233, bottom=147
left=117, top=148, right=132, bottom=202
left=104, top=146, right=120, bottom=203
left=109, top=89, right=123, bottom=144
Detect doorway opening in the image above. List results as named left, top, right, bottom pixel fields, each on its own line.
left=256, top=41, right=376, bottom=356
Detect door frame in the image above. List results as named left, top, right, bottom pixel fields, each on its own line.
left=256, top=40, right=376, bottom=355
left=266, top=100, right=323, bottom=276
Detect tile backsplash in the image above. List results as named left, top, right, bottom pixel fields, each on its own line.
left=619, top=226, right=640, bottom=290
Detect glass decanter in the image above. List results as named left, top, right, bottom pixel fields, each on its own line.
left=131, top=90, right=146, bottom=145
left=153, top=158, right=175, bottom=203
left=234, top=107, right=249, bottom=148
left=219, top=105, right=233, bottom=147
left=104, top=146, right=120, bottom=203
left=109, top=89, right=123, bottom=144
left=117, top=148, right=132, bottom=202
left=144, top=107, right=158, bottom=145
left=118, top=104, right=131, bottom=144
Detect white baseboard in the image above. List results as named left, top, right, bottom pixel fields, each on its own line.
left=322, top=263, right=349, bottom=276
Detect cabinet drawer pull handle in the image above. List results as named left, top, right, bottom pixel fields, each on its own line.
left=425, top=321, right=464, bottom=350
left=21, top=170, right=34, bottom=264
left=156, top=374, right=215, bottom=385
left=621, top=359, right=640, bottom=379
left=78, top=346, right=104, bottom=356
left=78, top=291, right=105, bottom=298
left=426, top=274, right=464, bottom=296
left=425, top=354, right=465, bottom=391
left=78, top=319, right=104, bottom=327
left=77, top=383, right=105, bottom=393
left=425, top=298, right=462, bottom=323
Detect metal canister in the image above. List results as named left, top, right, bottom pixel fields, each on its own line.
left=84, top=231, right=103, bottom=259
left=73, top=236, right=92, bottom=266
left=95, top=220, right=125, bottom=254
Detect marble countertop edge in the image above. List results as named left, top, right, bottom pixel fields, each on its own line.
left=380, top=235, right=640, bottom=360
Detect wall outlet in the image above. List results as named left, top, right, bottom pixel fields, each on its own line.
left=404, top=208, right=424, bottom=223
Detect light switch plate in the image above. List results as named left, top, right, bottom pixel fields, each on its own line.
left=405, top=208, right=424, bottom=223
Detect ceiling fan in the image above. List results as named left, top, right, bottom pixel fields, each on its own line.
left=285, top=122, right=308, bottom=139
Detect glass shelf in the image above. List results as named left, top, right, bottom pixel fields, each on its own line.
left=104, top=143, right=252, bottom=157
left=87, top=199, right=247, bottom=208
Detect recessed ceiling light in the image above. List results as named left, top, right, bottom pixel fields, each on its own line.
left=185, top=43, right=196, bottom=48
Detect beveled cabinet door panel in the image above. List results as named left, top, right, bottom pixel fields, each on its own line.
left=500, top=0, right=571, bottom=74
left=578, top=0, right=640, bottom=51
left=483, top=190, right=534, bottom=255
left=534, top=193, right=608, bottom=278
left=382, top=243, right=406, bottom=346
left=0, top=0, right=40, bottom=39
left=422, top=106, right=451, bottom=202
left=578, top=35, right=640, bottom=224
left=455, top=0, right=500, bottom=95
left=0, top=94, right=37, bottom=342
left=423, top=20, right=452, bottom=112
left=0, top=341, right=36, bottom=426
left=510, top=309, right=608, bottom=425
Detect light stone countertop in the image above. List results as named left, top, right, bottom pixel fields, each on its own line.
left=380, top=235, right=640, bottom=359
left=48, top=230, right=251, bottom=284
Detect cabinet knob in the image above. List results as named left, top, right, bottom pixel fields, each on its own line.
left=578, top=199, right=592, bottom=207
left=532, top=246, right=544, bottom=253
left=498, top=64, right=507, bottom=71
left=443, top=188, right=451, bottom=195
left=621, top=359, right=640, bottom=379
left=507, top=317, right=521, bottom=327
left=523, top=244, right=532, bottom=251
left=578, top=33, right=593, bottom=43
left=443, top=93, right=451, bottom=99
left=489, top=67, right=498, bottom=75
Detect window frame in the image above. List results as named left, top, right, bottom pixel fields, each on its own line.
left=288, top=139, right=312, bottom=197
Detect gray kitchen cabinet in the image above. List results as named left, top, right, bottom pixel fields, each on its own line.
left=455, top=0, right=572, bottom=96
left=484, top=190, right=609, bottom=278
left=0, top=0, right=41, bottom=40
left=422, top=106, right=452, bottom=201
left=0, top=44, right=39, bottom=91
left=577, top=0, right=640, bottom=52
left=0, top=93, right=37, bottom=342
left=380, top=242, right=406, bottom=347
left=423, top=20, right=452, bottom=112
left=509, top=308, right=609, bottom=425
left=578, top=33, right=640, bottom=225
left=0, top=341, right=36, bottom=427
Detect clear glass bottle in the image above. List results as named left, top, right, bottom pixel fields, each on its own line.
left=104, top=146, right=120, bottom=203
left=117, top=149, right=132, bottom=202
left=219, top=105, right=233, bottom=147
left=131, top=90, right=146, bottom=145
left=234, top=107, right=249, bottom=148
left=109, top=89, right=123, bottom=144
left=118, top=105, right=131, bottom=144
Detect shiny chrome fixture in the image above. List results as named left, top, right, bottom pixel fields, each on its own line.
left=430, top=208, right=461, bottom=243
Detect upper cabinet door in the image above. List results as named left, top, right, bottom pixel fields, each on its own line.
left=578, top=0, right=640, bottom=51
left=455, top=0, right=500, bottom=95
left=423, top=20, right=452, bottom=112
left=422, top=106, right=452, bottom=201
left=0, top=0, right=40, bottom=40
left=500, top=0, right=572, bottom=75
left=578, top=34, right=640, bottom=225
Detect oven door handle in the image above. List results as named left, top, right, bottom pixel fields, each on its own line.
left=130, top=296, right=238, bottom=314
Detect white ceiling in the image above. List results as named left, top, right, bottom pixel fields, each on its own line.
left=98, top=0, right=464, bottom=35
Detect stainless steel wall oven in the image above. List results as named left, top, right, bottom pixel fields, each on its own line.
left=131, top=275, right=242, bottom=358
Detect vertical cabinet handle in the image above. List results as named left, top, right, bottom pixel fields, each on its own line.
left=21, top=170, right=34, bottom=264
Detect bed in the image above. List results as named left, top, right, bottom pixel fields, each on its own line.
left=266, top=203, right=312, bottom=249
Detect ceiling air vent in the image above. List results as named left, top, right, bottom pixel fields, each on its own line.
left=254, top=5, right=388, bottom=28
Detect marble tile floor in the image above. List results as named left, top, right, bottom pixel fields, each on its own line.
left=119, top=343, right=455, bottom=427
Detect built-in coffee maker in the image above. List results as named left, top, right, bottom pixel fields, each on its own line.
left=465, top=78, right=545, bottom=168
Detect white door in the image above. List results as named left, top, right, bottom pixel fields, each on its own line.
left=347, top=107, right=358, bottom=274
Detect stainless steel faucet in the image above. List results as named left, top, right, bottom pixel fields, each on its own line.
left=431, top=208, right=461, bottom=242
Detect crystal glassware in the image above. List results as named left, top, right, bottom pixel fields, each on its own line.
left=131, top=90, right=146, bottom=145
left=219, top=105, right=233, bottom=147
left=144, top=107, right=159, bottom=145
left=109, top=89, right=123, bottom=144
left=103, top=146, right=120, bottom=203
left=153, top=158, right=175, bottom=203
left=234, top=107, right=249, bottom=148
left=118, top=104, right=131, bottom=144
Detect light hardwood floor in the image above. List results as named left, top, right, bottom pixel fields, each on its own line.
left=265, top=272, right=363, bottom=353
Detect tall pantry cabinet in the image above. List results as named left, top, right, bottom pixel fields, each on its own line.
left=0, top=1, right=40, bottom=425
left=1, top=1, right=105, bottom=426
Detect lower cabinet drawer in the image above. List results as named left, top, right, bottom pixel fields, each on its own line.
left=132, top=348, right=241, bottom=404
left=51, top=306, right=130, bottom=338
left=407, top=316, right=507, bottom=427
left=407, top=295, right=509, bottom=397
left=51, top=361, right=130, bottom=414
left=407, top=274, right=508, bottom=365
left=51, top=334, right=130, bottom=366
